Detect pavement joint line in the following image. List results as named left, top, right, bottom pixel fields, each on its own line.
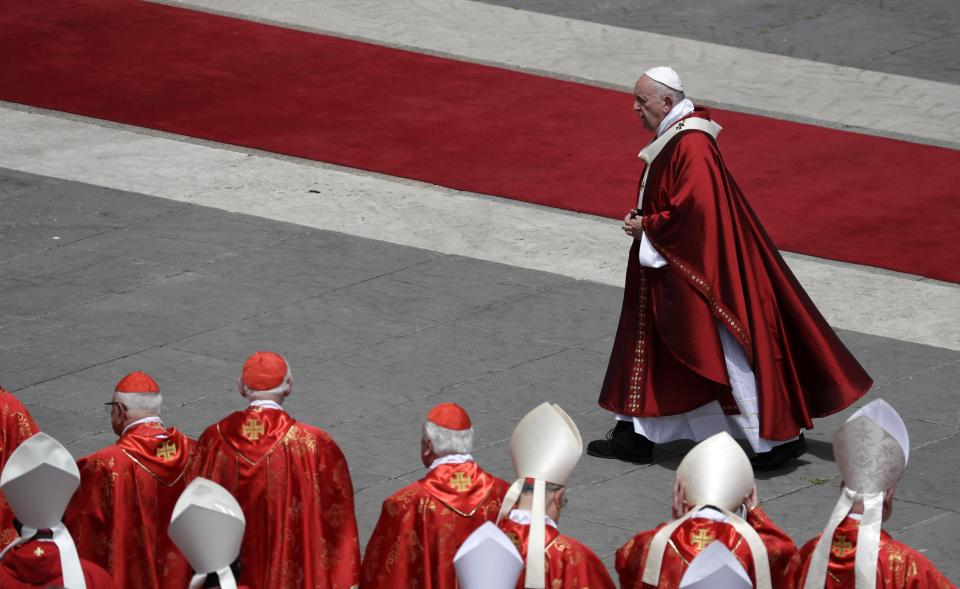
left=10, top=341, right=159, bottom=394
left=892, top=496, right=959, bottom=515
left=872, top=357, right=960, bottom=390
left=893, top=510, right=956, bottom=535
left=562, top=512, right=637, bottom=533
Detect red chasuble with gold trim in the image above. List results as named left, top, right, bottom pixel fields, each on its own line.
left=193, top=406, right=361, bottom=589
left=616, top=507, right=796, bottom=589
left=497, top=518, right=616, bottom=589
left=784, top=517, right=956, bottom=589
left=599, top=110, right=872, bottom=440
left=0, top=539, right=116, bottom=588
left=0, top=388, right=39, bottom=550
left=361, top=461, right=510, bottom=589
left=65, top=421, right=194, bottom=589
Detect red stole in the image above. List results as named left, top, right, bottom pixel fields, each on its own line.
left=0, top=539, right=116, bottom=588
left=65, top=422, right=194, bottom=589
left=361, top=462, right=509, bottom=589
left=599, top=110, right=872, bottom=440
left=616, top=507, right=797, bottom=589
left=194, top=407, right=361, bottom=589
left=0, top=388, right=39, bottom=550
left=785, top=517, right=957, bottom=588
left=497, top=519, right=616, bottom=589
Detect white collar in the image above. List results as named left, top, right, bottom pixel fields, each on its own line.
left=249, top=399, right=284, bottom=411
left=429, top=453, right=474, bottom=471
left=656, top=98, right=695, bottom=137
left=848, top=513, right=863, bottom=521
left=121, top=416, right=164, bottom=437
left=508, top=509, right=558, bottom=530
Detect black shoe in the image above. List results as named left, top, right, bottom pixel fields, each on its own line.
left=749, top=433, right=807, bottom=471
left=587, top=422, right=654, bottom=464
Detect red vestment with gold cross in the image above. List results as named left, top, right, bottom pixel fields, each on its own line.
left=64, top=421, right=195, bottom=589
left=615, top=506, right=796, bottom=589
left=193, top=406, right=361, bottom=589
left=360, top=461, right=510, bottom=589
left=0, top=539, right=116, bottom=588
left=599, top=110, right=872, bottom=440
left=783, top=516, right=956, bottom=589
left=497, top=518, right=616, bottom=589
left=0, top=387, right=39, bottom=550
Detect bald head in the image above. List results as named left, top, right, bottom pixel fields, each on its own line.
left=633, top=75, right=685, bottom=132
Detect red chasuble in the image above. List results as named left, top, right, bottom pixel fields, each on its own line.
left=0, top=388, right=39, bottom=550
left=497, top=518, right=616, bottom=589
left=616, top=507, right=796, bottom=589
left=361, top=461, right=510, bottom=589
left=193, top=406, right=361, bottom=589
left=65, top=421, right=194, bottom=589
left=783, top=517, right=956, bottom=589
left=599, top=110, right=872, bottom=440
left=0, top=539, right=116, bottom=588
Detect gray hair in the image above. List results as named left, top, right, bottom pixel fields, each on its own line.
left=114, top=392, right=163, bottom=415
left=242, top=390, right=287, bottom=404
left=423, top=420, right=474, bottom=456
left=649, top=78, right=685, bottom=105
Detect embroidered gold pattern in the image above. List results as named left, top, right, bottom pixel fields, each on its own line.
left=625, top=268, right=650, bottom=412
left=33, top=546, right=44, bottom=557
left=242, top=418, right=265, bottom=441
left=832, top=535, right=854, bottom=557
left=155, top=440, right=177, bottom=461
left=449, top=471, right=472, bottom=493
left=690, top=528, right=716, bottom=552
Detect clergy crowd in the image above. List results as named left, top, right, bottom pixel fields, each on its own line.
left=0, top=350, right=954, bottom=588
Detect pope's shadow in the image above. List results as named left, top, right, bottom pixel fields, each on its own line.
left=648, top=437, right=835, bottom=480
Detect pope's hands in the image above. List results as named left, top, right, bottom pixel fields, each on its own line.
left=622, top=210, right=643, bottom=239
left=743, top=485, right=760, bottom=512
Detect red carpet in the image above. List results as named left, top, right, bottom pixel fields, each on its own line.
left=1, top=0, right=958, bottom=282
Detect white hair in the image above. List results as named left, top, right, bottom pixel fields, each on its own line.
left=648, top=77, right=685, bottom=104
left=423, top=420, right=474, bottom=456
left=114, top=392, right=162, bottom=415
left=237, top=368, right=292, bottom=403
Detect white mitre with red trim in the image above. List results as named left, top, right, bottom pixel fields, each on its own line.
left=803, top=399, right=909, bottom=589
left=169, top=477, right=246, bottom=589
left=0, top=433, right=86, bottom=589
left=643, top=432, right=770, bottom=589
left=496, top=402, right=582, bottom=588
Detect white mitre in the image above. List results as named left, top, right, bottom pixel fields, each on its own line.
left=642, top=432, right=770, bottom=589
left=644, top=66, right=683, bottom=91
left=496, top=402, right=582, bottom=588
left=680, top=541, right=753, bottom=589
left=454, top=521, right=524, bottom=589
left=0, top=432, right=86, bottom=589
left=803, top=399, right=909, bottom=589
left=169, top=477, right=246, bottom=589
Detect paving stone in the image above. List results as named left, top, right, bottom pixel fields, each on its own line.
left=836, top=329, right=960, bottom=386
left=894, top=433, right=960, bottom=512
left=892, top=511, right=960, bottom=582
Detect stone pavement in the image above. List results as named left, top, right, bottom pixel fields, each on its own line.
left=2, top=167, right=957, bottom=580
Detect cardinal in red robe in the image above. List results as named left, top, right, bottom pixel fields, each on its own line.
left=0, top=534, right=116, bottom=588
left=784, top=515, right=955, bottom=589
left=0, top=386, right=39, bottom=550
left=193, top=351, right=360, bottom=589
left=593, top=66, right=871, bottom=468
left=65, top=371, right=195, bottom=589
left=361, top=403, right=510, bottom=589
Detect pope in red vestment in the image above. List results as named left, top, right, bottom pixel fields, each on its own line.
left=616, top=506, right=796, bottom=589
left=784, top=516, right=956, bottom=589
left=194, top=351, right=361, bottom=589
left=595, top=67, right=871, bottom=466
left=361, top=403, right=510, bottom=589
left=498, top=514, right=615, bottom=589
left=64, top=371, right=195, bottom=589
left=0, top=537, right=116, bottom=589
left=0, top=387, right=39, bottom=550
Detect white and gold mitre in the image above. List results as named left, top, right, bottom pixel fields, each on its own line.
left=804, top=399, right=909, bottom=589
left=643, top=433, right=771, bottom=589
left=497, top=402, right=582, bottom=588
left=169, top=477, right=246, bottom=589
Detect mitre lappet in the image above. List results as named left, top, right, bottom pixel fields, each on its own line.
left=0, top=432, right=86, bottom=589
left=496, top=402, right=582, bottom=589
left=454, top=521, right=523, bottom=589
left=168, top=477, right=246, bottom=589
left=680, top=540, right=752, bottom=589
left=642, top=432, right=771, bottom=589
left=803, top=399, right=909, bottom=589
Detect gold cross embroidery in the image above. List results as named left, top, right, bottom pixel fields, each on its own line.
left=156, top=441, right=177, bottom=461
left=690, top=528, right=716, bottom=552
left=242, top=418, right=265, bottom=441
left=449, top=471, right=472, bottom=492
left=832, top=535, right=854, bottom=557
left=34, top=546, right=44, bottom=557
